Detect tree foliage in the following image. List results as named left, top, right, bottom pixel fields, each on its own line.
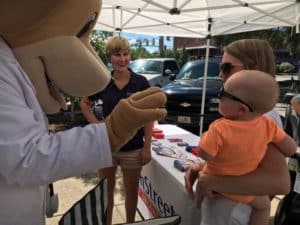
left=90, top=30, right=113, bottom=65
left=212, top=27, right=300, bottom=58
left=131, top=47, right=153, bottom=59
left=163, top=48, right=188, bottom=67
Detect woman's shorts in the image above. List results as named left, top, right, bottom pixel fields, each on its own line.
left=201, top=196, right=252, bottom=225
left=112, top=149, right=143, bottom=169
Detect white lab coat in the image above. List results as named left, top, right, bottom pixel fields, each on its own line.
left=0, top=38, right=112, bottom=225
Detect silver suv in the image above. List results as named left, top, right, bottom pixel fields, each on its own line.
left=129, top=58, right=180, bottom=87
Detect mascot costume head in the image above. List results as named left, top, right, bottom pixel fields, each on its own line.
left=0, top=0, right=111, bottom=114
left=0, top=0, right=167, bottom=151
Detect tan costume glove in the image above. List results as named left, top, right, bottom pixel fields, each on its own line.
left=105, top=87, right=167, bottom=152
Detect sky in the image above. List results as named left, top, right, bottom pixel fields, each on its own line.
left=121, top=32, right=174, bottom=53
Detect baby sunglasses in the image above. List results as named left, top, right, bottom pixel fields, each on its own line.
left=218, top=87, right=254, bottom=112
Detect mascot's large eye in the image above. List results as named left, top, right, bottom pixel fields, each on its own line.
left=77, top=12, right=97, bottom=38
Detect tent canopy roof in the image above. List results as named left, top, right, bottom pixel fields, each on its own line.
left=96, top=0, right=299, bottom=38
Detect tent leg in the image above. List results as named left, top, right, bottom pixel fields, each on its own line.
left=199, top=38, right=211, bottom=136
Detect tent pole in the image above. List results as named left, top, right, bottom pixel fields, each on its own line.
left=113, top=7, right=116, bottom=35
left=199, top=38, right=210, bottom=136
left=296, top=0, right=300, bottom=34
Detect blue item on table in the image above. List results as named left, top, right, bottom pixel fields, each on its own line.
left=174, top=160, right=185, bottom=172
left=185, top=145, right=197, bottom=152
left=185, top=145, right=200, bottom=157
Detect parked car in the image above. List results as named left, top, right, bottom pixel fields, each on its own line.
left=160, top=59, right=223, bottom=134
left=276, top=76, right=300, bottom=102
left=129, top=58, right=180, bottom=87
left=47, top=110, right=87, bottom=128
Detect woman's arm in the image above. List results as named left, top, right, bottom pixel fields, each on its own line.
left=275, top=134, right=297, bottom=157
left=185, top=144, right=290, bottom=198
left=79, top=97, right=100, bottom=124
left=141, top=121, right=154, bottom=164
left=202, top=144, right=290, bottom=195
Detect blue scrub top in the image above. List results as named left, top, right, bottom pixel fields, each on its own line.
left=89, top=69, right=150, bottom=152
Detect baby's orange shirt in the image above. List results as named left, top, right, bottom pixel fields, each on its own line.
left=199, top=116, right=286, bottom=202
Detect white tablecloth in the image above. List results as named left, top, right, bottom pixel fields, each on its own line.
left=138, top=124, right=201, bottom=225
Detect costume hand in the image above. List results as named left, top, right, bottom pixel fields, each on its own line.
left=105, top=87, right=167, bottom=152
left=184, top=162, right=203, bottom=200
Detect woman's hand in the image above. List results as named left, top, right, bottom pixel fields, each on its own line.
left=184, top=162, right=204, bottom=200
left=80, top=96, right=101, bottom=124
left=194, top=172, right=215, bottom=208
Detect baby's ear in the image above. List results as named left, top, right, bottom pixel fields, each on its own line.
left=239, top=104, right=249, bottom=113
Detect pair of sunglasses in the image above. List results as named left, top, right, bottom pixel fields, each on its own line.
left=219, top=62, right=244, bottom=75
left=218, top=87, right=254, bottom=112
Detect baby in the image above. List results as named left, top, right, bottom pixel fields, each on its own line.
left=196, top=70, right=296, bottom=225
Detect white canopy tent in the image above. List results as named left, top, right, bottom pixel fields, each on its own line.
left=97, top=0, right=299, bottom=37
left=95, top=0, right=300, bottom=135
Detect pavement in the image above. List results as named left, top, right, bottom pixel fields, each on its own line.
left=46, top=168, right=142, bottom=225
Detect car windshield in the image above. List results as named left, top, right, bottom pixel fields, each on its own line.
left=129, top=60, right=163, bottom=75
left=176, top=61, right=220, bottom=80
